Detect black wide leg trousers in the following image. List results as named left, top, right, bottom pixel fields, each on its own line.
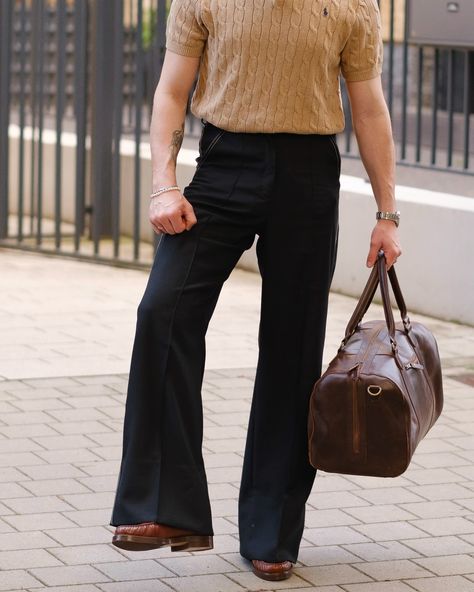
left=111, top=121, right=340, bottom=563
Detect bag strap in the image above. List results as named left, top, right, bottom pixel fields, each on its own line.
left=378, top=253, right=397, bottom=342
left=341, top=251, right=412, bottom=349
left=388, top=264, right=411, bottom=331
left=342, top=263, right=379, bottom=345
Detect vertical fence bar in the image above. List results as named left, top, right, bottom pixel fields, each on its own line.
left=36, top=0, right=45, bottom=246
left=155, top=0, right=167, bottom=83
left=133, top=0, right=144, bottom=261
left=55, top=0, right=67, bottom=249
left=387, top=0, right=395, bottom=116
left=126, top=0, right=134, bottom=131
left=462, top=51, right=471, bottom=170
left=0, top=0, right=13, bottom=239
left=90, top=0, right=118, bottom=253
left=74, top=0, right=88, bottom=252
left=430, top=48, right=439, bottom=165
left=400, top=0, right=409, bottom=160
left=415, top=47, right=423, bottom=163
left=446, top=50, right=455, bottom=168
left=29, top=2, right=38, bottom=236
left=112, top=0, right=124, bottom=259
left=149, top=0, right=167, bottom=118
left=17, top=0, right=27, bottom=242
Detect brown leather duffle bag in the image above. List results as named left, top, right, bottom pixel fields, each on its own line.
left=308, top=251, right=443, bottom=478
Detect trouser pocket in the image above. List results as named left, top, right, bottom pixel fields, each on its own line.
left=328, top=134, right=341, bottom=175
left=196, top=122, right=226, bottom=171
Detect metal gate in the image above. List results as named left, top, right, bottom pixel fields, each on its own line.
left=0, top=0, right=472, bottom=268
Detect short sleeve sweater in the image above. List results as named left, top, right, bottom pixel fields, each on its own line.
left=165, top=0, right=383, bottom=134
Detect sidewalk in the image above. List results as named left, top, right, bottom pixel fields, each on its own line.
left=1, top=247, right=474, bottom=592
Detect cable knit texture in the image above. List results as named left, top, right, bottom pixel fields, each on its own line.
left=166, top=0, right=383, bottom=133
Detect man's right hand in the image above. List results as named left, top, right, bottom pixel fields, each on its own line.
left=149, top=190, right=198, bottom=235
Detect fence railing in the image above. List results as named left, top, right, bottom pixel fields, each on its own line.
left=342, top=4, right=473, bottom=174
left=0, top=0, right=472, bottom=269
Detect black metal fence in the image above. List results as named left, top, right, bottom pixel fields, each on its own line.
left=0, top=0, right=472, bottom=268
left=342, top=19, right=473, bottom=172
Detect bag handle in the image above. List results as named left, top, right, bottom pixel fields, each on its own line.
left=378, top=252, right=397, bottom=342
left=387, top=262, right=410, bottom=330
left=341, top=251, right=411, bottom=349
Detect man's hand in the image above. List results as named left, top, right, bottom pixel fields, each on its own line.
left=367, top=220, right=401, bottom=269
left=149, top=190, right=197, bottom=235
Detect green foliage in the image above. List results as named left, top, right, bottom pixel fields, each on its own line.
left=142, top=7, right=157, bottom=51
left=141, top=2, right=171, bottom=51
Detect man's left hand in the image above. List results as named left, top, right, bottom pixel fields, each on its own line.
left=366, top=220, right=402, bottom=268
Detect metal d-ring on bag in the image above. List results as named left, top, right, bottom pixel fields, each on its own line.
left=308, top=251, right=444, bottom=478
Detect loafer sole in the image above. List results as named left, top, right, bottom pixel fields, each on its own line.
left=252, top=564, right=293, bottom=581
left=112, top=534, right=213, bottom=552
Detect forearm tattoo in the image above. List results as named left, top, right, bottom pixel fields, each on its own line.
left=169, top=123, right=184, bottom=163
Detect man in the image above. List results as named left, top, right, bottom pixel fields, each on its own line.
left=110, top=0, right=401, bottom=582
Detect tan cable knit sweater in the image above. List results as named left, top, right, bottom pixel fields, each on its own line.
left=166, top=0, right=383, bottom=134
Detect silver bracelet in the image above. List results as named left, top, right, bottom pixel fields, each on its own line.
left=150, top=185, right=180, bottom=199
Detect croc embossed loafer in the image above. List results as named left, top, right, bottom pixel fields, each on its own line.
left=251, top=559, right=293, bottom=581
left=112, top=522, right=213, bottom=552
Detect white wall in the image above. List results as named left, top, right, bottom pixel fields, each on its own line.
left=239, top=175, right=474, bottom=326
left=8, top=125, right=474, bottom=325
left=332, top=177, right=474, bottom=326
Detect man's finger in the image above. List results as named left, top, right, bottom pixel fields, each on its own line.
left=386, top=251, right=400, bottom=269
left=366, top=244, right=379, bottom=268
left=168, top=213, right=186, bottom=234
left=160, top=217, right=175, bottom=234
left=150, top=218, right=163, bottom=234
left=151, top=216, right=171, bottom=234
left=183, top=204, right=198, bottom=230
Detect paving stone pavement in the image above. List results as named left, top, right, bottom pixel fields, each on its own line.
left=1, top=248, right=474, bottom=591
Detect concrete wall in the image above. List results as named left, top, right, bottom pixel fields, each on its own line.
left=8, top=126, right=161, bottom=245
left=239, top=175, right=474, bottom=326
left=330, top=177, right=474, bottom=327
left=8, top=125, right=474, bottom=325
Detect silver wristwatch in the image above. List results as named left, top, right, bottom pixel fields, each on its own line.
left=376, top=211, right=400, bottom=227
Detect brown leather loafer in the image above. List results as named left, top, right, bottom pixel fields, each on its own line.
left=252, top=559, right=293, bottom=581
left=112, top=522, right=213, bottom=552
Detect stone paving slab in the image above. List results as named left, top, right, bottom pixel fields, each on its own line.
left=1, top=249, right=474, bottom=591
